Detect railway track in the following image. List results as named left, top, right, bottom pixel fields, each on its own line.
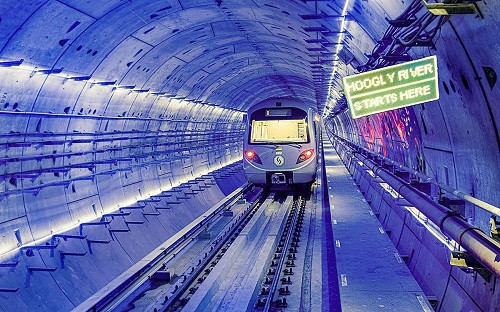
left=152, top=186, right=313, bottom=312
left=158, top=190, right=276, bottom=312
left=255, top=193, right=308, bottom=311
left=175, top=190, right=295, bottom=311
left=80, top=184, right=262, bottom=312
left=87, top=184, right=317, bottom=312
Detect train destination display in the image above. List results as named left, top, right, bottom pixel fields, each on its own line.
left=342, top=55, right=439, bottom=119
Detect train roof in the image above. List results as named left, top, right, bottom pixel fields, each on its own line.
left=247, top=97, right=311, bottom=114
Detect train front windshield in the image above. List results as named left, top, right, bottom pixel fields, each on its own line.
left=249, top=108, right=309, bottom=144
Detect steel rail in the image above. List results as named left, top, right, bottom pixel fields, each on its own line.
left=263, top=196, right=301, bottom=311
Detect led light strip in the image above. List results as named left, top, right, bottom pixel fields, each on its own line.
left=325, top=0, right=350, bottom=117
left=0, top=60, right=245, bottom=112
left=0, top=157, right=242, bottom=258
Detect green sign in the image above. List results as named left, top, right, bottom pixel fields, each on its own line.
left=342, top=55, right=439, bottom=119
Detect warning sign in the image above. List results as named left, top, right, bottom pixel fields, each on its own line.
left=342, top=56, right=439, bottom=119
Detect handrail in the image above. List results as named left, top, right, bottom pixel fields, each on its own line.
left=0, top=135, right=241, bottom=167
left=330, top=133, right=500, bottom=218
left=0, top=129, right=243, bottom=140
left=328, top=133, right=500, bottom=276
left=0, top=143, right=242, bottom=197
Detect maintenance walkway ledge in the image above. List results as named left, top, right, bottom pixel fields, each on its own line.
left=322, top=134, right=432, bottom=312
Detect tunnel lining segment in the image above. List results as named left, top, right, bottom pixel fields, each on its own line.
left=447, top=21, right=500, bottom=154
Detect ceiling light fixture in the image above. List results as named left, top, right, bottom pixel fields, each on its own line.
left=325, top=0, right=351, bottom=117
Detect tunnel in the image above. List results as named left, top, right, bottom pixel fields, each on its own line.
left=0, top=0, right=498, bottom=311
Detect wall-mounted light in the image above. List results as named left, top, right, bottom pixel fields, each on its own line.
left=67, top=75, right=92, bottom=81
left=92, top=80, right=117, bottom=86
left=115, top=85, right=136, bottom=89
left=35, top=68, right=64, bottom=75
left=0, top=59, right=24, bottom=67
left=63, top=75, right=91, bottom=84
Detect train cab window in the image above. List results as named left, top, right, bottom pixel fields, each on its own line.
left=249, top=107, right=309, bottom=144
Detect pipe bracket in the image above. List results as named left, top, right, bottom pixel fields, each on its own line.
left=397, top=182, right=412, bottom=196
left=458, top=227, right=484, bottom=247
left=439, top=211, right=463, bottom=232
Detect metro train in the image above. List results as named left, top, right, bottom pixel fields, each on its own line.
left=243, top=97, right=319, bottom=186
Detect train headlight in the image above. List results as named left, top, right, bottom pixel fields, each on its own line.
left=296, top=149, right=314, bottom=164
left=245, top=150, right=262, bottom=164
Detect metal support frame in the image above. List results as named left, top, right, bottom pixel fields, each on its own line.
left=422, top=0, right=483, bottom=17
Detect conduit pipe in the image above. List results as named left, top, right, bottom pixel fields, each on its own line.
left=334, top=137, right=500, bottom=276
left=333, top=134, right=500, bottom=218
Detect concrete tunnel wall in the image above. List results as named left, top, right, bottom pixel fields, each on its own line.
left=319, top=2, right=500, bottom=310
left=0, top=0, right=324, bottom=261
left=0, top=163, right=249, bottom=310
left=0, top=70, right=244, bottom=255
left=324, top=1, right=499, bottom=234
left=0, top=0, right=254, bottom=257
left=0, top=0, right=498, bottom=311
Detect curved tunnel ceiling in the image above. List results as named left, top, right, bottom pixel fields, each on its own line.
left=0, top=1, right=499, bottom=311
left=1, top=0, right=498, bottom=164
left=0, top=0, right=369, bottom=111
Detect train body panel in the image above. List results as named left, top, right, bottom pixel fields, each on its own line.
left=243, top=97, right=319, bottom=186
